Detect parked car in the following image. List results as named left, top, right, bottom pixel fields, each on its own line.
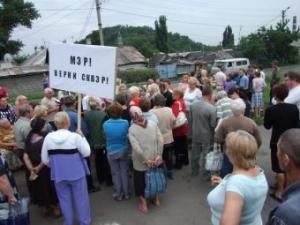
left=211, top=58, right=250, bottom=74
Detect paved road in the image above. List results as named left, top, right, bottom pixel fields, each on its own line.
left=13, top=126, right=279, bottom=225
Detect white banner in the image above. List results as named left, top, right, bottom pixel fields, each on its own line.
left=49, top=43, right=117, bottom=99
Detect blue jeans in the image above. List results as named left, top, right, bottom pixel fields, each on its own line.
left=107, top=151, right=129, bottom=197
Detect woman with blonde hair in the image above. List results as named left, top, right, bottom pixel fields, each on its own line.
left=14, top=95, right=28, bottom=117
left=183, top=77, right=202, bottom=135
left=41, top=111, right=91, bottom=225
left=128, top=86, right=141, bottom=107
left=33, top=105, right=48, bottom=119
left=178, top=74, right=189, bottom=92
left=207, top=130, right=268, bottom=225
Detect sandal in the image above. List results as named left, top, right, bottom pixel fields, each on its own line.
left=138, top=204, right=148, bottom=214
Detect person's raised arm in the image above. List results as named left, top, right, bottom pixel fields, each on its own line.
left=41, top=136, right=50, bottom=166
left=75, top=130, right=91, bottom=158
left=0, top=174, right=16, bottom=205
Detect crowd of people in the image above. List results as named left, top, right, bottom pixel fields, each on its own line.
left=0, top=63, right=299, bottom=225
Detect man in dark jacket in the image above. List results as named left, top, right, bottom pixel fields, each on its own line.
left=267, top=129, right=300, bottom=225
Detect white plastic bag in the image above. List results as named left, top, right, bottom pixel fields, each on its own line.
left=205, top=144, right=223, bottom=171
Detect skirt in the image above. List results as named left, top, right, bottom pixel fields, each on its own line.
left=271, top=145, right=283, bottom=173
left=252, top=92, right=264, bottom=108
left=133, top=169, right=145, bottom=197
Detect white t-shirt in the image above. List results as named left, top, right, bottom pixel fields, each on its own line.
left=183, top=88, right=202, bottom=111
left=82, top=95, right=104, bottom=111
left=284, top=85, right=300, bottom=114
left=215, top=71, right=227, bottom=89
left=260, top=71, right=266, bottom=81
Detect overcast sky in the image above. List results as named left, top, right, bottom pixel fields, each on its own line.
left=12, top=0, right=300, bottom=55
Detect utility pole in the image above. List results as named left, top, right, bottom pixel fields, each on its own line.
left=238, top=26, right=243, bottom=45
left=95, top=0, right=104, bottom=45
left=281, top=6, right=290, bottom=23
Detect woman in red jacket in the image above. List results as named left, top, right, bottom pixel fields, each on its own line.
left=171, top=88, right=189, bottom=169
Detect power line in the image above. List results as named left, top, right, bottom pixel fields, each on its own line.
left=21, top=1, right=91, bottom=39
left=78, top=0, right=95, bottom=40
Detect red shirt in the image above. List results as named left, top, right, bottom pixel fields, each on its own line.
left=129, top=97, right=140, bottom=107
left=171, top=98, right=188, bottom=137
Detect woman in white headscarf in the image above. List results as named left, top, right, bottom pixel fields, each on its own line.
left=128, top=106, right=164, bottom=214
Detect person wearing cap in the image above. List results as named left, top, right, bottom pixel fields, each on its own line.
left=84, top=96, right=112, bottom=186
left=41, top=111, right=91, bottom=225
left=0, top=87, right=16, bottom=125
left=24, top=118, right=60, bottom=217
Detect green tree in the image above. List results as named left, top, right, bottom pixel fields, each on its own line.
left=238, top=21, right=300, bottom=65
left=155, top=15, right=169, bottom=53
left=222, top=25, right=234, bottom=48
left=0, top=0, right=40, bottom=59
left=78, top=25, right=211, bottom=58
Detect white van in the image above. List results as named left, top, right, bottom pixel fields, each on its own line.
left=211, top=58, right=250, bottom=74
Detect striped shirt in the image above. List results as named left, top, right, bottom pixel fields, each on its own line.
left=216, top=97, right=233, bottom=120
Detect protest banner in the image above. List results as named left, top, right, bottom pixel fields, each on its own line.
left=49, top=43, right=117, bottom=129
left=49, top=42, right=117, bottom=99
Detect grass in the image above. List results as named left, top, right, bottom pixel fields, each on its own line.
left=9, top=91, right=44, bottom=105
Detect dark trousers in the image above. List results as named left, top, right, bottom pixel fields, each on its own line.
left=174, top=136, right=189, bottom=168
left=163, top=143, right=174, bottom=171
left=94, top=148, right=112, bottom=186
left=220, top=154, right=233, bottom=178
left=85, top=157, right=95, bottom=190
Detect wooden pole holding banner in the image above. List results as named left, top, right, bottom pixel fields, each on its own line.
left=77, top=93, right=82, bottom=131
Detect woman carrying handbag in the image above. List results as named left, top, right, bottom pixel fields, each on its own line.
left=128, top=106, right=165, bottom=214
left=171, top=89, right=189, bottom=169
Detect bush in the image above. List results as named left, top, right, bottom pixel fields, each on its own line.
left=118, top=68, right=159, bottom=84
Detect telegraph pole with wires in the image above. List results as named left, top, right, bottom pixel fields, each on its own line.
left=281, top=7, right=290, bottom=23
left=95, top=0, right=104, bottom=45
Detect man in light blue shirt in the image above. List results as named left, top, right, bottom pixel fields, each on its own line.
left=239, top=74, right=249, bottom=91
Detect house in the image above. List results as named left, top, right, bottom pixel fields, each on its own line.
left=117, top=46, right=147, bottom=71
left=149, top=50, right=234, bottom=78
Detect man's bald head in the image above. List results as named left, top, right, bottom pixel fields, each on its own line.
left=278, top=129, right=300, bottom=168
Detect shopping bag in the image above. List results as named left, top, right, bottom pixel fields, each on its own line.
left=205, top=144, right=223, bottom=171
left=0, top=197, right=30, bottom=225
left=144, top=167, right=167, bottom=198
left=174, top=101, right=187, bottom=128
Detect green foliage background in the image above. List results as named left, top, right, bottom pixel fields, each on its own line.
left=118, top=68, right=159, bottom=84
left=78, top=25, right=219, bottom=58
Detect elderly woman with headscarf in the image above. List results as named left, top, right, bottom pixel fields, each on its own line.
left=128, top=106, right=164, bottom=214
left=41, top=112, right=91, bottom=225
left=24, top=117, right=60, bottom=216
